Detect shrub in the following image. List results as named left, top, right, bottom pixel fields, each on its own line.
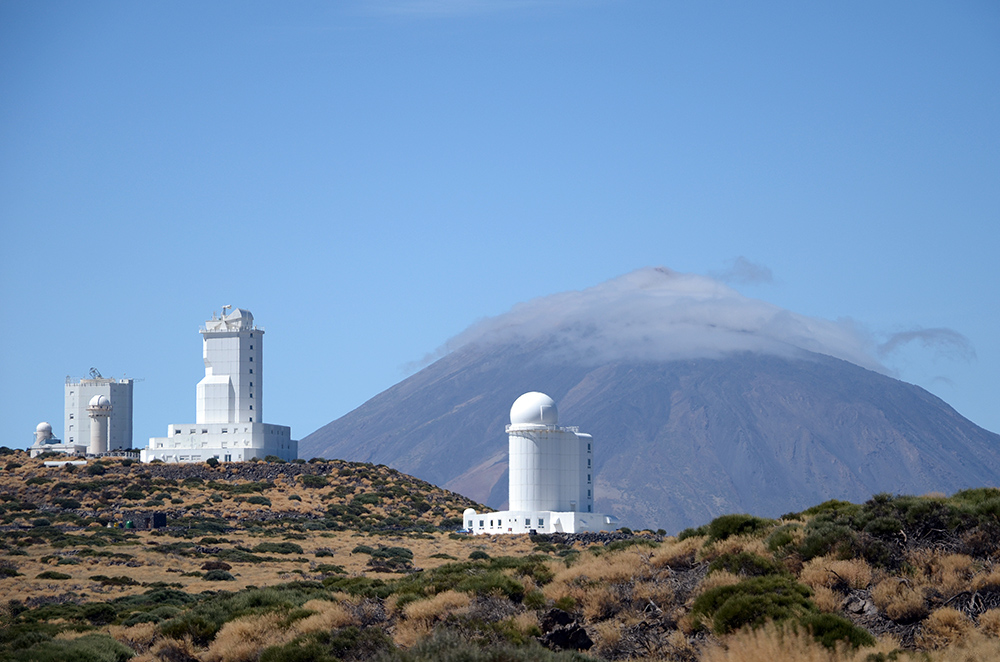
left=300, top=475, right=328, bottom=489
left=247, top=495, right=272, bottom=506
left=692, top=575, right=813, bottom=635
left=871, top=578, right=927, bottom=622
left=706, top=514, right=774, bottom=543
left=253, top=542, right=304, bottom=555
left=352, top=545, right=375, bottom=555
left=708, top=551, right=785, bottom=578
left=36, top=571, right=71, bottom=580
left=206, top=457, right=220, bottom=468
left=801, top=612, right=875, bottom=649
left=86, top=463, right=107, bottom=476
left=264, top=455, right=286, bottom=464
left=83, top=602, right=118, bottom=625
left=203, top=569, right=235, bottom=581
left=798, top=521, right=858, bottom=561
left=469, top=550, right=491, bottom=561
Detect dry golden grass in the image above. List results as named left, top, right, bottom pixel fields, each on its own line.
left=916, top=607, right=973, bottom=650
left=699, top=622, right=896, bottom=662
left=919, top=631, right=1000, bottom=661
left=872, top=578, right=928, bottom=622
left=650, top=536, right=703, bottom=568
left=909, top=551, right=977, bottom=600
left=295, top=599, right=359, bottom=632
left=972, top=568, right=1000, bottom=591
left=695, top=570, right=741, bottom=595
left=203, top=612, right=293, bottom=662
left=402, top=590, right=471, bottom=625
left=107, top=623, right=159, bottom=655
left=697, top=535, right=769, bottom=563
left=978, top=609, right=1000, bottom=637
left=811, top=586, right=842, bottom=613
left=799, top=556, right=872, bottom=590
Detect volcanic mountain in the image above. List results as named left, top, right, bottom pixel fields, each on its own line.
left=300, top=268, right=1000, bottom=531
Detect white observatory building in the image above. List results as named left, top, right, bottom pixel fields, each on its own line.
left=142, top=306, right=297, bottom=463
left=64, top=371, right=134, bottom=451
left=463, top=392, right=617, bottom=535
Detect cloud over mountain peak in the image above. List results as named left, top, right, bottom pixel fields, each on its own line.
left=449, top=267, right=884, bottom=371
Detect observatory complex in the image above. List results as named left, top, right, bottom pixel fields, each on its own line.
left=30, top=370, right=134, bottom=458
left=141, top=306, right=296, bottom=463
left=463, top=392, right=617, bottom=534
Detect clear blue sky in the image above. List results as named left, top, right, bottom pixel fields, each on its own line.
left=2, top=1, right=998, bottom=450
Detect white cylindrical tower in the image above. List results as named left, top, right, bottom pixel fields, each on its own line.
left=35, top=422, right=53, bottom=445
left=87, top=395, right=112, bottom=455
left=507, top=392, right=578, bottom=512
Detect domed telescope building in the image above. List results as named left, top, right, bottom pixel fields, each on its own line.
left=463, top=392, right=617, bottom=534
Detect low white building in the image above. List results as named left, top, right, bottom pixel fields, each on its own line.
left=142, top=306, right=296, bottom=463
left=28, top=421, right=87, bottom=458
left=463, top=392, right=617, bottom=535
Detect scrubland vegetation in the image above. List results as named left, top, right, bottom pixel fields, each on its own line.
left=2, top=448, right=1000, bottom=661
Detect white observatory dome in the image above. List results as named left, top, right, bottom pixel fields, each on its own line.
left=88, top=395, right=111, bottom=408
left=510, top=392, right=558, bottom=426
left=36, top=422, right=52, bottom=433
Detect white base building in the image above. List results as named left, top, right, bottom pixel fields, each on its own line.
left=142, top=306, right=297, bottom=463
left=143, top=422, right=294, bottom=463
left=64, top=374, right=133, bottom=451
left=462, top=392, right=617, bottom=535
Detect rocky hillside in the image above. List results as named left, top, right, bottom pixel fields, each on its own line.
left=3, top=450, right=1000, bottom=662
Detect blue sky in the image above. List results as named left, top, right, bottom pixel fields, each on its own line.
left=1, top=1, right=998, bottom=450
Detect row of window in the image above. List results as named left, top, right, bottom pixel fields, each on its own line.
left=471, top=517, right=545, bottom=529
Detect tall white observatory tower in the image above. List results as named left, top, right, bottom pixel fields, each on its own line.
left=508, top=392, right=593, bottom=514
left=463, top=391, right=614, bottom=535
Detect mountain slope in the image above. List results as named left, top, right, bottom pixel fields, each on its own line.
left=299, top=342, right=1000, bottom=531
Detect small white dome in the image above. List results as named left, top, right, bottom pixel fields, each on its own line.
left=36, top=422, right=52, bottom=433
left=88, top=395, right=111, bottom=408
left=510, top=392, right=558, bottom=426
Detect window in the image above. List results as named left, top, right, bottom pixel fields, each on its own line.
left=190, top=429, right=195, bottom=434
left=222, top=428, right=228, bottom=434
left=588, top=443, right=591, bottom=452
left=588, top=474, right=591, bottom=483
left=201, top=429, right=208, bottom=434
left=249, top=417, right=252, bottom=422
left=525, top=519, right=530, bottom=526
left=249, top=369, right=253, bottom=374
left=224, top=454, right=231, bottom=462
left=249, top=393, right=253, bottom=398
left=490, top=520, right=494, bottom=527
left=587, top=459, right=591, bottom=467
left=467, top=520, right=473, bottom=529
left=588, top=490, right=591, bottom=498
left=249, top=356, right=253, bottom=362
left=538, top=518, right=544, bottom=527
left=250, top=382, right=253, bottom=387
left=588, top=505, right=592, bottom=512
left=479, top=520, right=484, bottom=528
left=250, top=345, right=253, bottom=349
left=249, top=405, right=252, bottom=410
left=69, top=413, right=74, bottom=419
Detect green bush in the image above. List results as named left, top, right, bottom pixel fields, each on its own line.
left=706, top=514, right=775, bottom=542
left=83, top=602, right=118, bottom=625
left=708, top=551, right=786, bottom=577
left=3, top=633, right=133, bottom=662
left=247, top=496, right=272, bottom=506
left=300, top=475, right=328, bottom=488
left=469, top=550, right=490, bottom=560
left=692, top=575, right=812, bottom=635
left=801, top=612, right=876, bottom=649
left=206, top=457, right=220, bottom=468
left=203, top=569, right=235, bottom=581
left=252, top=542, right=304, bottom=555
left=35, top=571, right=71, bottom=580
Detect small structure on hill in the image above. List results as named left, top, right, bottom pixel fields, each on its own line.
left=28, top=421, right=87, bottom=458
left=463, top=392, right=617, bottom=534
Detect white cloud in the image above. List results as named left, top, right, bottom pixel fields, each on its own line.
left=447, top=267, right=886, bottom=370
